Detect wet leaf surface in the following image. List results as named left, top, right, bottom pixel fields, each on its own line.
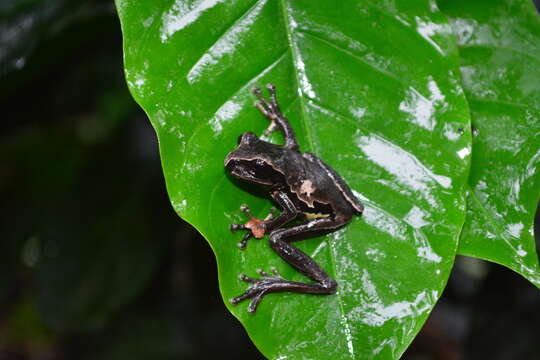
left=116, top=0, right=471, bottom=358
left=439, top=0, right=540, bottom=287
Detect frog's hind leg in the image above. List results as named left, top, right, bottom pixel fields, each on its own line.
left=231, top=215, right=350, bottom=313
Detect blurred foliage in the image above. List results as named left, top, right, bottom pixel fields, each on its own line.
left=0, top=0, right=261, bottom=358
left=0, top=1, right=539, bottom=360
left=440, top=0, right=540, bottom=288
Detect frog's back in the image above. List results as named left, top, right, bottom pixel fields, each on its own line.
left=285, top=152, right=364, bottom=215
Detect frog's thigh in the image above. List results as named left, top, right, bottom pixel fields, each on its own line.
left=267, top=216, right=350, bottom=285
left=270, top=215, right=350, bottom=245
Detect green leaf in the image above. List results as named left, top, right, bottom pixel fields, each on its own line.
left=439, top=0, right=540, bottom=287
left=116, top=0, right=471, bottom=358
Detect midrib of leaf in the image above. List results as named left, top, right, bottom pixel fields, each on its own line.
left=278, top=1, right=355, bottom=359
left=467, top=185, right=513, bottom=244
left=458, top=42, right=540, bottom=66
left=278, top=0, right=315, bottom=153
left=467, top=97, right=540, bottom=113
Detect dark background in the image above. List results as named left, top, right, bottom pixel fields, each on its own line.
left=1, top=1, right=539, bottom=359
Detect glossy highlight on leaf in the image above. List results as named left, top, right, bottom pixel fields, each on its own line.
left=115, top=0, right=471, bottom=358
left=439, top=0, right=540, bottom=287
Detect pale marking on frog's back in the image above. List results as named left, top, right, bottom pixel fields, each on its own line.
left=300, top=179, right=316, bottom=197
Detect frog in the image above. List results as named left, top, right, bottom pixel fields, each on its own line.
left=224, top=84, right=364, bottom=313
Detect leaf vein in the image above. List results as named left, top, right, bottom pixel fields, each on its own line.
left=279, top=2, right=355, bottom=358
left=467, top=97, right=540, bottom=113
left=468, top=186, right=514, bottom=243
left=306, top=98, right=403, bottom=152
left=459, top=43, right=540, bottom=65
left=279, top=0, right=316, bottom=153
left=296, top=29, right=425, bottom=97
left=182, top=0, right=261, bottom=82
left=180, top=49, right=289, bottom=174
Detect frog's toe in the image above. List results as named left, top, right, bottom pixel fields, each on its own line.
left=262, top=120, right=278, bottom=136
left=237, top=232, right=252, bottom=250
left=256, top=268, right=283, bottom=278
left=230, top=223, right=245, bottom=231
left=256, top=269, right=270, bottom=277
left=230, top=285, right=267, bottom=313
left=247, top=291, right=268, bottom=313
left=238, top=273, right=255, bottom=282
left=251, top=86, right=262, bottom=96
left=270, top=266, right=281, bottom=277
left=230, top=284, right=258, bottom=306
left=231, top=275, right=290, bottom=313
left=239, top=203, right=253, bottom=217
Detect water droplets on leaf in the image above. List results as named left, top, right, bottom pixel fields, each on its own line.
left=416, top=245, right=442, bottom=263
left=160, top=0, right=226, bottom=42
left=350, top=270, right=434, bottom=327
left=516, top=244, right=527, bottom=257
left=404, top=206, right=430, bottom=229
left=415, top=16, right=451, bottom=55
left=363, top=204, right=408, bottom=241
left=349, top=106, right=367, bottom=120
left=172, top=199, right=188, bottom=213
left=457, top=147, right=471, bottom=159
left=142, top=15, right=154, bottom=28
left=365, top=248, right=386, bottom=262
left=442, top=122, right=462, bottom=141
left=294, top=50, right=316, bottom=99
left=354, top=133, right=452, bottom=207
left=187, top=0, right=267, bottom=84
left=399, top=77, right=446, bottom=131
left=210, top=100, right=242, bottom=133
left=506, top=222, right=524, bottom=238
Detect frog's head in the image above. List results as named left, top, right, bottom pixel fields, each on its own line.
left=224, top=132, right=285, bottom=187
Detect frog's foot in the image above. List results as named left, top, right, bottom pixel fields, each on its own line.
left=230, top=270, right=288, bottom=313
left=256, top=267, right=282, bottom=278
left=230, top=204, right=275, bottom=249
left=252, top=84, right=282, bottom=136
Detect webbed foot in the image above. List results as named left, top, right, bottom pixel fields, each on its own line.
left=230, top=204, right=275, bottom=249
left=230, top=269, right=286, bottom=313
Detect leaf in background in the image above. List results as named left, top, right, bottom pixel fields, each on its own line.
left=0, top=0, right=100, bottom=78
left=34, top=196, right=161, bottom=331
left=439, top=0, right=540, bottom=287
left=116, top=0, right=471, bottom=358
left=0, top=123, right=165, bottom=332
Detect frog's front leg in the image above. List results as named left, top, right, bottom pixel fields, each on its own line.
left=252, top=84, right=299, bottom=151
left=230, top=191, right=298, bottom=249
left=231, top=212, right=351, bottom=313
